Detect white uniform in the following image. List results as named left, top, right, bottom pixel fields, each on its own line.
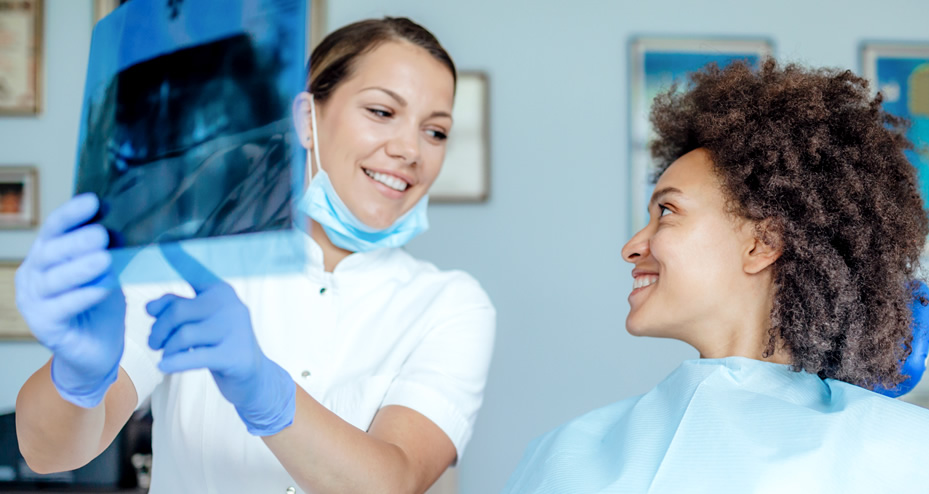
left=119, top=235, right=496, bottom=494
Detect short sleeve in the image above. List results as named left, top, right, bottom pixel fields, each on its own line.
left=119, top=281, right=191, bottom=410
left=380, top=272, right=496, bottom=461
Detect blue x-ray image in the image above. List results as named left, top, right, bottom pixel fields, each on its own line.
left=75, top=0, right=308, bottom=282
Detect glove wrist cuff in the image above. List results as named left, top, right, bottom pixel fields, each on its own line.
left=235, top=358, right=296, bottom=436
left=50, top=357, right=120, bottom=409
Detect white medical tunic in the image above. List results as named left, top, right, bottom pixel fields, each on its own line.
left=118, top=235, right=496, bottom=494
left=504, top=357, right=929, bottom=494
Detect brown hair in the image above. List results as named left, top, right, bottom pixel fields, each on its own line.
left=306, top=17, right=456, bottom=101
left=649, top=58, right=928, bottom=390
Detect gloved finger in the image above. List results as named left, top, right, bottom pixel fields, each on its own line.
left=160, top=320, right=226, bottom=357
left=159, top=243, right=222, bottom=295
left=148, top=295, right=217, bottom=350
left=158, top=346, right=224, bottom=374
left=145, top=293, right=186, bottom=319
left=35, top=250, right=112, bottom=299
left=33, top=224, right=110, bottom=270
left=44, top=274, right=117, bottom=323
left=37, top=193, right=101, bottom=241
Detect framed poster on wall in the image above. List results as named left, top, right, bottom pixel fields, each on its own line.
left=0, top=166, right=39, bottom=229
left=0, top=260, right=31, bottom=340
left=861, top=42, right=929, bottom=255
left=430, top=72, right=491, bottom=202
left=0, top=0, right=42, bottom=115
left=628, top=37, right=773, bottom=234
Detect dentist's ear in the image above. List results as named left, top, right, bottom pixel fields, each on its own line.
left=743, top=218, right=783, bottom=275
left=292, top=91, right=314, bottom=152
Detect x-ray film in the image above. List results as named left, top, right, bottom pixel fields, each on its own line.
left=75, top=0, right=308, bottom=283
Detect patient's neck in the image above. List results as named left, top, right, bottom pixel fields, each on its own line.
left=692, top=284, right=792, bottom=365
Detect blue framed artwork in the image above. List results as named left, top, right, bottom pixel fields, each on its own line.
left=628, top=38, right=773, bottom=234
left=861, top=43, right=929, bottom=232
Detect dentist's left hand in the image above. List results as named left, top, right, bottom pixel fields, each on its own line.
left=145, top=244, right=295, bottom=435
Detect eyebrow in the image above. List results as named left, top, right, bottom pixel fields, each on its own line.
left=360, top=86, right=453, bottom=120
left=649, top=186, right=684, bottom=207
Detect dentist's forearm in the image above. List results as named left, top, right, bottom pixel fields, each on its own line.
left=263, top=387, right=448, bottom=494
left=15, top=360, right=137, bottom=473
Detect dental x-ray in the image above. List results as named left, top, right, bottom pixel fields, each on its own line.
left=75, top=0, right=308, bottom=282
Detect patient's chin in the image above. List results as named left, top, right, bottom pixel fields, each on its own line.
left=625, top=317, right=651, bottom=337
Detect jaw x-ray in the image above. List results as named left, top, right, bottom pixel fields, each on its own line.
left=75, top=0, right=308, bottom=282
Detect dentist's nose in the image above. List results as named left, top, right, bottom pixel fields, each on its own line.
left=385, top=125, right=421, bottom=166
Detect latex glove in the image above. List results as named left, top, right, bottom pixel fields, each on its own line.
left=15, top=193, right=126, bottom=408
left=146, top=243, right=295, bottom=435
left=876, top=280, right=929, bottom=398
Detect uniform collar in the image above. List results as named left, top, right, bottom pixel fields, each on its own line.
left=300, top=230, right=398, bottom=286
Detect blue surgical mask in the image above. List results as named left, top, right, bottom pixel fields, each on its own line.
left=297, top=96, right=429, bottom=252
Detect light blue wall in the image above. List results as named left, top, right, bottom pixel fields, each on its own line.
left=328, top=1, right=929, bottom=492
left=0, top=0, right=92, bottom=413
left=2, top=0, right=928, bottom=492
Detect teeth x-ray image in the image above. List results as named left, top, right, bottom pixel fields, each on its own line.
left=74, top=0, right=307, bottom=281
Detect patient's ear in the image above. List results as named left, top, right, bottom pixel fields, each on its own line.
left=292, top=92, right=314, bottom=151
left=743, top=219, right=782, bottom=275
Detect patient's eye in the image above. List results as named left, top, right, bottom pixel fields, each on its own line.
left=658, top=204, right=673, bottom=217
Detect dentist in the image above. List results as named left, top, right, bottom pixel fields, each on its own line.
left=15, top=17, right=495, bottom=494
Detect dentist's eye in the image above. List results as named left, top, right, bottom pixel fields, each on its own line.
left=426, top=129, right=448, bottom=142
left=367, top=108, right=392, bottom=118
left=658, top=204, right=673, bottom=217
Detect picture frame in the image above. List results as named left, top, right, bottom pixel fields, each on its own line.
left=627, top=37, right=773, bottom=233
left=0, top=0, right=43, bottom=115
left=0, top=166, right=39, bottom=229
left=93, top=0, right=125, bottom=25
left=430, top=71, right=491, bottom=203
left=308, top=0, right=326, bottom=53
left=0, top=259, right=31, bottom=341
left=860, top=42, right=929, bottom=256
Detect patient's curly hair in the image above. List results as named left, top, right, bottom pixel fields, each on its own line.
left=650, top=58, right=928, bottom=389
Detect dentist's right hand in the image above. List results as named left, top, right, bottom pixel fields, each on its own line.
left=15, top=193, right=126, bottom=409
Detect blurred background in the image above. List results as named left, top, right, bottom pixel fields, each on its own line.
left=1, top=0, right=927, bottom=492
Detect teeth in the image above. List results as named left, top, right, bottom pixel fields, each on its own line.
left=633, top=275, right=658, bottom=290
left=365, top=169, right=408, bottom=192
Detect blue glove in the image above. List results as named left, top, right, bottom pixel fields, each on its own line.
left=146, top=243, right=295, bottom=436
left=15, top=193, right=126, bottom=408
left=875, top=280, right=929, bottom=398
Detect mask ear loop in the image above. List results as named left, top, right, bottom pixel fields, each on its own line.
left=309, top=95, right=324, bottom=181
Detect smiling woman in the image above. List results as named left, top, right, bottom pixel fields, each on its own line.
left=503, top=59, right=929, bottom=494
left=14, top=16, right=495, bottom=494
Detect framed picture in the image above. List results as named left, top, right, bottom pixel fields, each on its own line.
left=628, top=37, right=773, bottom=233
left=431, top=72, right=491, bottom=202
left=308, top=0, right=326, bottom=53
left=0, top=260, right=31, bottom=340
left=93, top=0, right=124, bottom=25
left=861, top=42, right=929, bottom=254
left=0, top=166, right=38, bottom=229
left=0, top=0, right=42, bottom=115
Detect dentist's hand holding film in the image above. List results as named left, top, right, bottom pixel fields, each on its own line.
left=146, top=243, right=296, bottom=436
left=15, top=193, right=127, bottom=408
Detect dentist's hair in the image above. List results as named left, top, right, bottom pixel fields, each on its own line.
left=649, top=58, right=928, bottom=390
left=305, top=17, right=456, bottom=102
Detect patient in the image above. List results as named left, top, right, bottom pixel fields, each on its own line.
left=504, top=59, right=929, bottom=493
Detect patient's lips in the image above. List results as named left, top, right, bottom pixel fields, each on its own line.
left=630, top=269, right=658, bottom=299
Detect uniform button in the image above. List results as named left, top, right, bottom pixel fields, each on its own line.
left=319, top=287, right=327, bottom=295
left=300, top=370, right=311, bottom=378
left=286, top=487, right=296, bottom=494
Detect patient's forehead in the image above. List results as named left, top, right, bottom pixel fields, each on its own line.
left=655, top=149, right=723, bottom=206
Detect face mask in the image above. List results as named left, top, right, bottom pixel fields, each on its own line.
left=296, top=96, right=429, bottom=252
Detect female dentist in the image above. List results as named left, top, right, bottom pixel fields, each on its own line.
left=14, top=17, right=495, bottom=494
